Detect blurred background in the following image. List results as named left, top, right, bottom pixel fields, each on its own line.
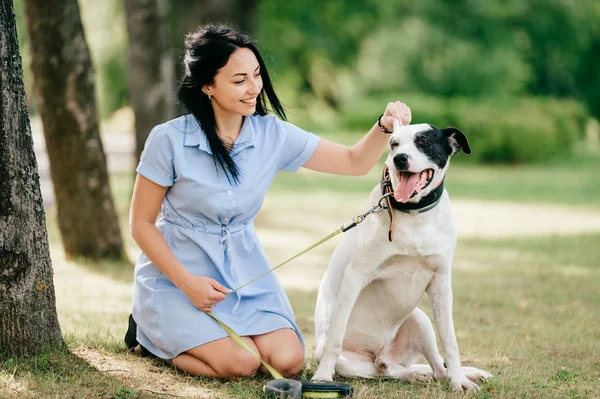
left=14, top=0, right=600, bottom=164
left=7, top=0, right=600, bottom=397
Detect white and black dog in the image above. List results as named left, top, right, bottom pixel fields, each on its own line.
left=312, top=121, right=491, bottom=393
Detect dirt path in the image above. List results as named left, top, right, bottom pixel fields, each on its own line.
left=73, top=347, right=212, bottom=398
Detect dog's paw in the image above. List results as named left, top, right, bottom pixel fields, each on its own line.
left=311, top=366, right=334, bottom=382
left=450, top=376, right=480, bottom=394
left=411, top=370, right=433, bottom=384
left=463, top=367, right=492, bottom=383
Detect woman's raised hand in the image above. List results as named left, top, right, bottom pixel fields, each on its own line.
left=380, top=101, right=412, bottom=132
left=181, top=275, right=231, bottom=312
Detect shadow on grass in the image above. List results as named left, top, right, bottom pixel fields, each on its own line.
left=0, top=345, right=152, bottom=398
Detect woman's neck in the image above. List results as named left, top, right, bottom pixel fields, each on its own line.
left=213, top=110, right=244, bottom=146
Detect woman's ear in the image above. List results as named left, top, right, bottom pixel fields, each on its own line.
left=202, top=84, right=214, bottom=100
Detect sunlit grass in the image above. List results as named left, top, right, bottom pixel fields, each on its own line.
left=2, top=160, right=600, bottom=398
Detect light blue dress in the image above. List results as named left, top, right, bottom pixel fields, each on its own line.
left=131, top=113, right=320, bottom=359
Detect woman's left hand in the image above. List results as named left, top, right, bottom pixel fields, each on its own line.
left=380, top=101, right=412, bottom=132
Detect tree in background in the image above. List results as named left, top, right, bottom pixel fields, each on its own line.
left=123, top=0, right=174, bottom=162
left=23, top=0, right=126, bottom=261
left=0, top=0, right=62, bottom=359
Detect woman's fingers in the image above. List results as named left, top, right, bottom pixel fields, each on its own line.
left=390, top=101, right=411, bottom=126
left=210, top=279, right=232, bottom=294
left=382, top=101, right=412, bottom=131
left=211, top=292, right=227, bottom=302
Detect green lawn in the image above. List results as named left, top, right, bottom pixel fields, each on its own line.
left=2, top=157, right=600, bottom=398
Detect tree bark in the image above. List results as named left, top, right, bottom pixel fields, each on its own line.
left=168, top=0, right=258, bottom=92
left=0, top=0, right=63, bottom=359
left=23, top=0, right=126, bottom=260
left=124, top=0, right=174, bottom=163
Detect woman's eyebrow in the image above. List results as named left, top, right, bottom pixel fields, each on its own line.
left=230, top=65, right=260, bottom=78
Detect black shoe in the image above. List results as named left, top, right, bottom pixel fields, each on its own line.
left=124, top=314, right=139, bottom=351
left=124, top=314, right=158, bottom=359
left=139, top=345, right=158, bottom=359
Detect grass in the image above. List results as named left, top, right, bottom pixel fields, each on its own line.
left=2, top=155, right=600, bottom=398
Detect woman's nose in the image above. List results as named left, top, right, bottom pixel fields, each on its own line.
left=248, top=78, right=261, bottom=95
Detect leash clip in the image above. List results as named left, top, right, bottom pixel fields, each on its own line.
left=340, top=193, right=393, bottom=232
left=376, top=192, right=393, bottom=212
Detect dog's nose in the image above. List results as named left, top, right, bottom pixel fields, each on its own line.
left=394, top=153, right=410, bottom=170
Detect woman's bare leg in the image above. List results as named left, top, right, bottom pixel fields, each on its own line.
left=169, top=336, right=262, bottom=378
left=253, top=329, right=304, bottom=377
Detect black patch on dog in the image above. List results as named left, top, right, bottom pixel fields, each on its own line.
left=443, top=127, right=471, bottom=155
left=414, top=125, right=470, bottom=169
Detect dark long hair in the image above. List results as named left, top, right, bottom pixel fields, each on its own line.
left=177, top=24, right=286, bottom=184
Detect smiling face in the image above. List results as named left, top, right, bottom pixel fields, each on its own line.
left=387, top=121, right=470, bottom=203
left=203, top=47, right=263, bottom=119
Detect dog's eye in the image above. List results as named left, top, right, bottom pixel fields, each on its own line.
left=417, top=138, right=428, bottom=145
left=390, top=142, right=399, bottom=148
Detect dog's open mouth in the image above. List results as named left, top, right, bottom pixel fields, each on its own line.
left=394, top=169, right=434, bottom=203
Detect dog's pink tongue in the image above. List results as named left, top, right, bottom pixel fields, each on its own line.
left=394, top=172, right=420, bottom=203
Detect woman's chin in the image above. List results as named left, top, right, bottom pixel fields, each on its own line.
left=241, top=107, right=256, bottom=116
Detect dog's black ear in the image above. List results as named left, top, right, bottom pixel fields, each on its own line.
left=442, top=127, right=471, bottom=155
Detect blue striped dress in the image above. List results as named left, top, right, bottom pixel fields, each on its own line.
left=131, top=113, right=320, bottom=359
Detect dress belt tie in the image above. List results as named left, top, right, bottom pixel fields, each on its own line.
left=220, top=226, right=242, bottom=313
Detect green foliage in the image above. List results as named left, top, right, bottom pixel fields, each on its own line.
left=13, top=0, right=600, bottom=136
left=257, top=0, right=600, bottom=122
left=340, top=93, right=587, bottom=163
left=79, top=0, right=129, bottom=118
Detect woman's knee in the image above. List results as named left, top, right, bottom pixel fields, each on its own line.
left=264, top=344, right=305, bottom=377
left=219, top=349, right=262, bottom=378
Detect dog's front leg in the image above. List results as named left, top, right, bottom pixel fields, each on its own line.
left=427, top=270, right=480, bottom=394
left=312, top=261, right=372, bottom=381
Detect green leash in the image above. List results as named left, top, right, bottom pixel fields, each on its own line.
left=207, top=194, right=391, bottom=385
left=206, top=228, right=344, bottom=380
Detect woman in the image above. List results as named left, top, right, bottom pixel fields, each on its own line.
left=126, top=23, right=411, bottom=379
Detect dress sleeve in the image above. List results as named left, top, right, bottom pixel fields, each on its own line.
left=136, top=125, right=175, bottom=187
left=276, top=119, right=321, bottom=172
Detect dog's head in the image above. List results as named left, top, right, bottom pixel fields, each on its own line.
left=386, top=120, right=471, bottom=203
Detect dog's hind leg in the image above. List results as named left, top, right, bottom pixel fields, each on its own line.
left=391, top=308, right=447, bottom=380
left=334, top=350, right=379, bottom=379
left=335, top=350, right=431, bottom=384
left=391, top=309, right=492, bottom=383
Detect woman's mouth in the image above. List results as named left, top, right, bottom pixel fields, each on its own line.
left=241, top=97, right=257, bottom=106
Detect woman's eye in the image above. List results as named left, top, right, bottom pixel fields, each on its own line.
left=234, top=80, right=244, bottom=84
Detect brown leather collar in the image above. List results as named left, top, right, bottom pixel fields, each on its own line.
left=380, top=166, right=396, bottom=242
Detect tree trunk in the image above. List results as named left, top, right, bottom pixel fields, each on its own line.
left=168, top=0, right=258, bottom=94
left=124, top=0, right=174, bottom=163
left=23, top=0, right=126, bottom=260
left=0, top=0, right=63, bottom=360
